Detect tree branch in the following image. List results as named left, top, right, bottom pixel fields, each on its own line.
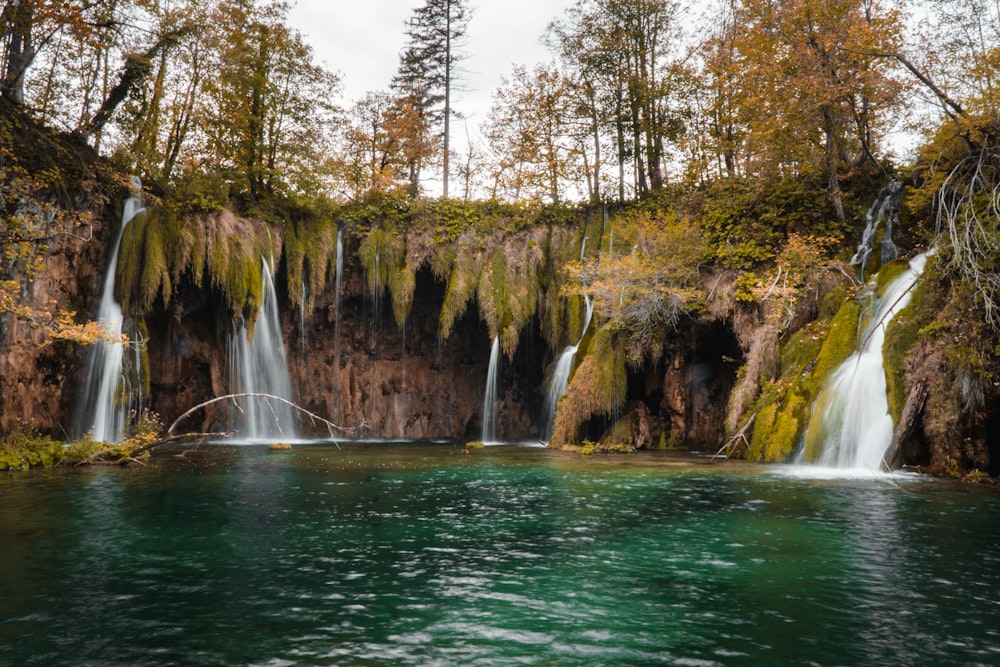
left=166, top=392, right=354, bottom=439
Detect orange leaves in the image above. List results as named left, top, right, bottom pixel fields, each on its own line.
left=720, top=0, right=906, bottom=178
left=745, top=232, right=839, bottom=329
left=565, top=208, right=705, bottom=357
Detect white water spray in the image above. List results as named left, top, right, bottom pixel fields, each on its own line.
left=481, top=336, right=501, bottom=442
left=333, top=226, right=344, bottom=368
left=229, top=256, right=298, bottom=441
left=798, top=252, right=931, bottom=471
left=539, top=296, right=594, bottom=442
left=75, top=177, right=145, bottom=443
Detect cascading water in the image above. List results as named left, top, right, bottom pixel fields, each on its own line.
left=851, top=176, right=901, bottom=279
left=539, top=296, right=594, bottom=442
left=333, top=225, right=344, bottom=368
left=481, top=336, right=501, bottom=442
left=797, top=251, right=931, bottom=471
left=228, top=256, right=298, bottom=441
left=74, top=177, right=146, bottom=443
left=539, top=233, right=596, bottom=442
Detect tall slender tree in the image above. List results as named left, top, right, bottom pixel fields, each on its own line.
left=547, top=0, right=685, bottom=199
left=391, top=0, right=470, bottom=198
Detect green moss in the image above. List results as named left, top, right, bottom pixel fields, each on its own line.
left=766, top=393, right=808, bottom=462
left=284, top=216, right=338, bottom=316
left=474, top=231, right=545, bottom=355
left=359, top=225, right=410, bottom=326
left=541, top=225, right=588, bottom=348
left=745, top=289, right=862, bottom=462
left=0, top=424, right=64, bottom=470
left=883, top=279, right=932, bottom=421
left=116, top=206, right=212, bottom=317
left=810, top=296, right=862, bottom=388
left=0, top=411, right=160, bottom=470
left=749, top=402, right=777, bottom=460
left=440, top=231, right=488, bottom=339
left=209, top=235, right=263, bottom=324
left=875, top=258, right=912, bottom=294
left=549, top=327, right=627, bottom=448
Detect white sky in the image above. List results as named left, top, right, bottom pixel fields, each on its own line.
left=287, top=1, right=576, bottom=125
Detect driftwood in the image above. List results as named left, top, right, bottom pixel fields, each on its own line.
left=857, top=277, right=920, bottom=354
left=86, top=393, right=355, bottom=466
left=165, top=392, right=353, bottom=440
left=713, top=411, right=757, bottom=460
left=882, top=381, right=927, bottom=472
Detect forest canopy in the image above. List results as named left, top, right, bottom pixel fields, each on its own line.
left=1, top=0, right=996, bottom=207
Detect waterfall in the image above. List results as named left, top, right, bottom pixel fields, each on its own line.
left=74, top=177, right=146, bottom=443
left=333, top=225, right=344, bottom=367
left=228, top=256, right=298, bottom=441
left=851, top=176, right=902, bottom=279
left=798, top=251, right=930, bottom=470
left=539, top=296, right=594, bottom=442
left=481, top=336, right=501, bottom=442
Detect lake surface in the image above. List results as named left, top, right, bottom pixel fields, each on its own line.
left=2, top=442, right=1000, bottom=666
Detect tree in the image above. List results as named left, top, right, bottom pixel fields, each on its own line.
left=919, top=0, right=1000, bottom=117
left=547, top=0, right=686, bottom=199
left=484, top=64, right=576, bottom=204
left=717, top=0, right=906, bottom=221
left=199, top=0, right=340, bottom=198
left=334, top=91, right=401, bottom=199
left=391, top=0, right=470, bottom=198
left=0, top=0, right=103, bottom=104
left=569, top=208, right=705, bottom=357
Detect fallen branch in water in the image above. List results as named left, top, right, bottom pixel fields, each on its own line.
left=714, top=411, right=757, bottom=460
left=165, top=392, right=353, bottom=440
left=95, top=393, right=355, bottom=465
left=857, top=275, right=920, bottom=355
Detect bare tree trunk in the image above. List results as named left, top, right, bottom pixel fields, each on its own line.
left=883, top=382, right=927, bottom=471
left=1, top=0, right=34, bottom=104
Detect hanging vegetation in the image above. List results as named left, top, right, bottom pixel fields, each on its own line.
left=116, top=207, right=272, bottom=327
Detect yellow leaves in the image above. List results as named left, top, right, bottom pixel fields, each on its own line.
left=48, top=313, right=126, bottom=346
left=725, top=0, right=906, bottom=177
left=743, top=232, right=839, bottom=329
left=564, top=208, right=705, bottom=356
left=0, top=278, right=122, bottom=346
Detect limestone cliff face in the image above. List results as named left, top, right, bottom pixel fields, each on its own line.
left=0, top=203, right=110, bottom=436
left=288, top=262, right=540, bottom=441
left=3, top=203, right=735, bottom=448
left=136, top=254, right=543, bottom=441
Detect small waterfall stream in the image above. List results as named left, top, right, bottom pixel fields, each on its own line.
left=333, top=226, right=344, bottom=368
left=74, top=177, right=146, bottom=443
left=798, top=252, right=930, bottom=471
left=481, top=336, right=501, bottom=442
left=539, top=296, right=594, bottom=442
left=229, top=256, right=298, bottom=441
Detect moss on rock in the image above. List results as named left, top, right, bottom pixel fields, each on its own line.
left=743, top=285, right=862, bottom=462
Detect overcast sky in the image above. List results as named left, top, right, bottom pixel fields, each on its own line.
left=287, top=1, right=576, bottom=125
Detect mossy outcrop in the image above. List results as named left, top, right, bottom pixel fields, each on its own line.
left=744, top=283, right=860, bottom=462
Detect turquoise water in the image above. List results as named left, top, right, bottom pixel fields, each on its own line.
left=2, top=442, right=1000, bottom=666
